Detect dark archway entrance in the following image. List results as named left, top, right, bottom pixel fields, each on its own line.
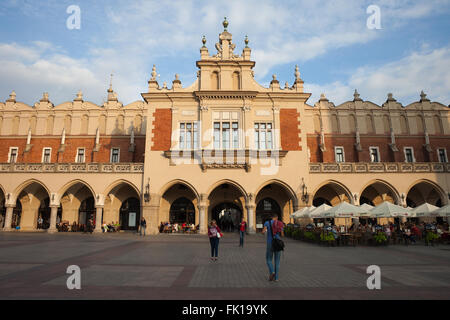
left=212, top=202, right=242, bottom=232
left=120, top=197, right=141, bottom=230
left=12, top=199, right=22, bottom=229
left=256, top=198, right=281, bottom=231
left=170, top=197, right=195, bottom=224
left=78, top=197, right=95, bottom=228
left=0, top=199, right=5, bottom=229
left=38, top=197, right=51, bottom=230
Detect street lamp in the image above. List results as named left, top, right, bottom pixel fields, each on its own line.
left=301, top=178, right=309, bottom=204
left=144, top=178, right=150, bottom=203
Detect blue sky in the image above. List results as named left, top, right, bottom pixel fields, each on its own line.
left=0, top=0, right=449, bottom=106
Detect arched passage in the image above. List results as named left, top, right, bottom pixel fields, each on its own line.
left=255, top=181, right=296, bottom=230
left=312, top=181, right=352, bottom=207
left=208, top=182, right=245, bottom=232
left=0, top=187, right=5, bottom=228
left=59, top=181, right=96, bottom=229
left=406, top=180, right=446, bottom=208
left=13, top=180, right=51, bottom=231
left=360, top=180, right=400, bottom=206
left=104, top=181, right=141, bottom=231
left=160, top=183, right=199, bottom=228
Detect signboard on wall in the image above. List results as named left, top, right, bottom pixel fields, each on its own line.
left=129, top=212, right=136, bottom=227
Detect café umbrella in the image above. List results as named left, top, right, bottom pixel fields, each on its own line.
left=309, top=203, right=332, bottom=218
left=368, top=201, right=412, bottom=218
left=291, top=206, right=315, bottom=218
left=429, top=204, right=450, bottom=217
left=359, top=203, right=374, bottom=217
left=412, top=203, right=440, bottom=217
left=322, top=202, right=367, bottom=218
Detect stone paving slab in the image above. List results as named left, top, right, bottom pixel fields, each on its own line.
left=44, top=265, right=183, bottom=287
left=0, top=263, right=43, bottom=277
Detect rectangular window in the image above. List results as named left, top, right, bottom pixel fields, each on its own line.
left=213, top=121, right=239, bottom=149
left=42, top=148, right=52, bottom=163
left=254, top=122, right=273, bottom=150
left=76, top=148, right=85, bottom=163
left=180, top=122, right=199, bottom=150
left=438, top=148, right=448, bottom=163
left=335, top=147, right=345, bottom=163
left=8, top=147, right=18, bottom=163
left=404, top=147, right=415, bottom=163
left=369, top=147, right=380, bottom=162
left=111, top=148, right=120, bottom=163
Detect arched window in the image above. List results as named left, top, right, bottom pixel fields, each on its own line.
left=331, top=114, right=339, bottom=133
left=211, top=71, right=219, bottom=90
left=366, top=115, right=374, bottom=134
left=81, top=115, right=89, bottom=135
left=29, top=116, right=37, bottom=135
left=416, top=115, right=424, bottom=134
left=12, top=116, right=20, bottom=135
left=46, top=115, right=54, bottom=135
left=313, top=114, right=321, bottom=133
left=99, top=115, right=106, bottom=135
left=433, top=115, right=442, bottom=134
left=64, top=115, right=72, bottom=135
left=232, top=72, right=240, bottom=90
left=170, top=197, right=195, bottom=224
left=383, top=115, right=390, bottom=133
left=134, top=115, right=142, bottom=134
left=400, top=115, right=408, bottom=134
left=348, top=114, right=356, bottom=133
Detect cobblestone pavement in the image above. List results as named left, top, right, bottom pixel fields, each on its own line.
left=0, top=232, right=449, bottom=299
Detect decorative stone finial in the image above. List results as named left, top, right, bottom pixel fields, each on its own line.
left=7, top=90, right=16, bottom=102
left=74, top=90, right=83, bottom=101
left=223, top=17, right=228, bottom=31
left=108, top=73, right=114, bottom=92
left=175, top=74, right=180, bottom=81
left=420, top=90, right=429, bottom=102
left=387, top=93, right=396, bottom=102
left=151, top=65, right=157, bottom=80
left=40, top=92, right=49, bottom=102
left=353, top=89, right=362, bottom=101
left=202, top=35, right=206, bottom=47
left=319, top=93, right=328, bottom=101
left=285, top=81, right=289, bottom=89
left=244, top=35, right=249, bottom=48
left=272, top=74, right=277, bottom=81
left=295, top=65, right=300, bottom=80
left=163, top=81, right=167, bottom=89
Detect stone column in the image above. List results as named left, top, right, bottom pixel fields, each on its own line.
left=47, top=206, right=59, bottom=233
left=198, top=193, right=208, bottom=234
left=142, top=193, right=160, bottom=235
left=246, top=193, right=256, bottom=234
left=2, top=206, right=14, bottom=231
left=94, top=206, right=103, bottom=233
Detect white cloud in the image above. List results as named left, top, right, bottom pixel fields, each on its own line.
left=305, top=47, right=450, bottom=105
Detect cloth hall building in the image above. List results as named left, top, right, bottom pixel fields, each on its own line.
left=1, top=20, right=449, bottom=234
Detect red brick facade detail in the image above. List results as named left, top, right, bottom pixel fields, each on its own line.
left=0, top=137, right=145, bottom=163
left=307, top=134, right=450, bottom=163
left=280, top=109, right=302, bottom=151
left=151, top=108, right=172, bottom=151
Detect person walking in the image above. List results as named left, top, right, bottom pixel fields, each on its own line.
left=208, top=220, right=222, bottom=261
left=139, top=217, right=147, bottom=236
left=239, top=218, right=247, bottom=247
left=263, top=214, right=284, bottom=282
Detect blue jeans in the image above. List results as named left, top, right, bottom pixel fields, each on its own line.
left=209, top=237, right=219, bottom=257
left=140, top=226, right=146, bottom=236
left=239, top=231, right=245, bottom=247
left=266, top=245, right=281, bottom=280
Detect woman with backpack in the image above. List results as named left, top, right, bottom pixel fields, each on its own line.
left=208, top=220, right=222, bottom=261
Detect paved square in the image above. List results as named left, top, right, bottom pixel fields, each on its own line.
left=0, top=232, right=449, bottom=299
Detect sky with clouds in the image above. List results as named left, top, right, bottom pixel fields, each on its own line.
left=0, top=0, right=449, bottom=106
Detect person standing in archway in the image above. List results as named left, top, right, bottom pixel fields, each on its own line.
left=263, top=213, right=284, bottom=282
left=239, top=218, right=247, bottom=247
left=208, top=220, right=222, bottom=261
left=139, top=217, right=147, bottom=236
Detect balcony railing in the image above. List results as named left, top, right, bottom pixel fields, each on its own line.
left=309, top=162, right=450, bottom=174
left=0, top=163, right=144, bottom=173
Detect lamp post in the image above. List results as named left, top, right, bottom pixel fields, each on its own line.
left=301, top=178, right=309, bottom=204
left=144, top=178, right=150, bottom=203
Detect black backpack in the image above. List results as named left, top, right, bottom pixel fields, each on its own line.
left=269, top=221, right=285, bottom=252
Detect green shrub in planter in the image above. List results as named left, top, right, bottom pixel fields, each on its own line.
left=426, top=231, right=439, bottom=243
left=320, top=232, right=335, bottom=242
left=374, top=232, right=387, bottom=244
left=304, top=231, right=315, bottom=241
